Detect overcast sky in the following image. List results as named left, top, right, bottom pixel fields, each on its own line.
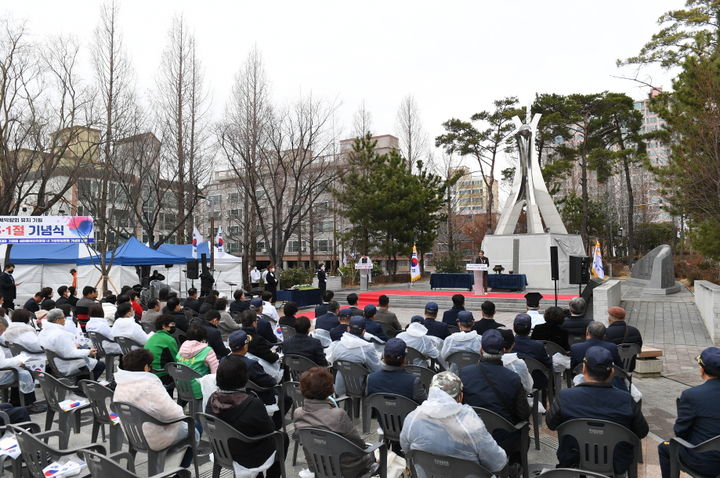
left=7, top=0, right=682, bottom=175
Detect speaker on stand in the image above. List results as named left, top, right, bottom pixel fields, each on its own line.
left=550, top=246, right=559, bottom=306
left=569, top=255, right=591, bottom=296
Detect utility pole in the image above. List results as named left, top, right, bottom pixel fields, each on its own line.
left=209, top=216, right=215, bottom=271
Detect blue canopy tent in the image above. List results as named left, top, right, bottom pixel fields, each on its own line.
left=157, top=241, right=211, bottom=260
left=77, top=237, right=186, bottom=266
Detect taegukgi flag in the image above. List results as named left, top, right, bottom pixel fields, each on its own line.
left=192, top=227, right=203, bottom=259
left=215, top=226, right=225, bottom=256
left=410, top=245, right=421, bottom=282
left=591, top=240, right=605, bottom=279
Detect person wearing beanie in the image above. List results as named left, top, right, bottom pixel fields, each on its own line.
left=604, top=306, right=643, bottom=346
left=367, top=338, right=427, bottom=403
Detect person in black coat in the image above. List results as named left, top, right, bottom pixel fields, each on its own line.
left=560, top=297, right=591, bottom=339
left=241, top=310, right=279, bottom=364
left=473, top=301, right=504, bottom=335
left=570, top=322, right=623, bottom=370
left=205, top=356, right=288, bottom=478
left=604, top=307, right=643, bottom=346
left=167, top=297, right=191, bottom=332
left=531, top=306, right=569, bottom=350
left=341, top=293, right=363, bottom=318
left=315, top=301, right=340, bottom=331
left=200, top=311, right=231, bottom=358
left=279, top=316, right=328, bottom=366
left=363, top=305, right=388, bottom=341
left=0, top=264, right=19, bottom=310
left=182, top=288, right=201, bottom=314
left=314, top=291, right=334, bottom=318
left=317, top=264, right=327, bottom=295
left=249, top=298, right=278, bottom=344
left=442, top=294, right=466, bottom=326
left=229, top=289, right=250, bottom=313
left=23, top=292, right=43, bottom=313
left=547, top=346, right=648, bottom=475
left=512, top=314, right=552, bottom=389
left=264, top=265, right=278, bottom=303
left=279, top=301, right=299, bottom=329
left=422, top=301, right=449, bottom=340
left=330, top=310, right=351, bottom=341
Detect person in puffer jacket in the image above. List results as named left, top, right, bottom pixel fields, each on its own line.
left=176, top=322, right=219, bottom=398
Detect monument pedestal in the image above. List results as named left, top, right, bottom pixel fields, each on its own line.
left=482, top=233, right=584, bottom=289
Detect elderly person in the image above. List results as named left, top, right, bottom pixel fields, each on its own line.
left=560, top=297, right=591, bottom=340
left=215, top=297, right=241, bottom=341
left=396, top=317, right=441, bottom=364
left=0, top=316, right=44, bottom=413
left=294, top=366, right=377, bottom=477
left=327, top=316, right=382, bottom=395
left=3, top=309, right=42, bottom=356
left=140, top=299, right=162, bottom=330
left=440, top=311, right=481, bottom=372
left=114, top=349, right=195, bottom=467
left=111, top=302, right=149, bottom=347
left=85, top=303, right=122, bottom=355
left=38, top=309, right=104, bottom=380
left=367, top=338, right=427, bottom=403
left=531, top=306, right=570, bottom=350
left=400, top=371, right=507, bottom=475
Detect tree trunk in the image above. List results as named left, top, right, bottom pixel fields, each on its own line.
left=622, top=156, right=635, bottom=259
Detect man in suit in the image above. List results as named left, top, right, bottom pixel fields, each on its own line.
left=316, top=264, right=327, bottom=295
left=314, top=291, right=335, bottom=318
left=473, top=301, right=503, bottom=335
left=513, top=313, right=552, bottom=389
left=658, top=347, right=720, bottom=478
left=375, top=294, right=402, bottom=338
left=342, top=293, right=363, bottom=317
left=422, top=302, right=450, bottom=340
left=0, top=264, right=19, bottom=310
left=315, top=300, right=340, bottom=331
left=280, top=316, right=327, bottom=366
left=442, top=294, right=466, bottom=326
left=560, top=297, right=591, bottom=340
left=264, top=265, right=278, bottom=303
left=474, top=250, right=490, bottom=293
left=547, top=346, right=648, bottom=475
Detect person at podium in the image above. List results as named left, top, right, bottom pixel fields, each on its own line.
left=474, top=250, right=490, bottom=292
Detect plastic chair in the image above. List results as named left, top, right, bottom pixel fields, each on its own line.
left=297, top=427, right=385, bottom=478
left=87, top=331, right=121, bottom=382
left=140, top=322, right=155, bottom=334
left=110, top=401, right=199, bottom=478
left=0, top=367, right=29, bottom=407
left=44, top=348, right=87, bottom=380
left=362, top=393, right=418, bottom=446
left=82, top=449, right=191, bottom=478
left=538, top=469, right=612, bottom=478
left=617, top=343, right=641, bottom=374
left=172, top=328, right=187, bottom=345
left=115, top=336, right=142, bottom=355
left=543, top=340, right=569, bottom=357
left=10, top=425, right=105, bottom=478
left=283, top=354, right=323, bottom=381
left=79, top=380, right=124, bottom=453
left=407, top=450, right=496, bottom=478
left=332, top=360, right=369, bottom=420
left=281, top=381, right=304, bottom=466
left=473, top=406, right=530, bottom=478
left=280, top=325, right=297, bottom=340
left=196, top=412, right=286, bottom=478
left=37, top=372, right=90, bottom=447
left=0, top=410, right=40, bottom=478
left=446, top=351, right=482, bottom=371
left=669, top=434, right=720, bottom=478
left=6, top=342, right=37, bottom=357
left=164, top=362, right=203, bottom=418
left=521, top=356, right=554, bottom=450
left=403, top=364, right=436, bottom=391
left=556, top=418, right=642, bottom=478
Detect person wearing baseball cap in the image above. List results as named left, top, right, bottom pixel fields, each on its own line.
left=330, top=309, right=352, bottom=342
left=459, top=329, right=530, bottom=466
left=422, top=301, right=450, bottom=340
left=327, top=316, right=382, bottom=396
left=247, top=296, right=280, bottom=344
left=657, top=347, right=720, bottom=478
left=440, top=310, right=482, bottom=373
left=547, top=346, right=648, bottom=475
left=400, top=371, right=507, bottom=473
left=363, top=304, right=389, bottom=341
left=367, top=338, right=427, bottom=404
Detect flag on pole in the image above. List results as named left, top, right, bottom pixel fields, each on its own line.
left=215, top=226, right=225, bottom=256
left=410, top=245, right=421, bottom=282
left=192, top=227, right=203, bottom=259
left=591, top=240, right=605, bottom=279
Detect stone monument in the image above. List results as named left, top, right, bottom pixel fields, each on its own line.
left=482, top=109, right=585, bottom=289
left=626, top=244, right=682, bottom=295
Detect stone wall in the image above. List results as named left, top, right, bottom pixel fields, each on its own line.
left=593, top=279, right=622, bottom=325
left=695, top=280, right=720, bottom=345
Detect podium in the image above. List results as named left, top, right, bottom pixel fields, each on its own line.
left=355, top=262, right=373, bottom=291
left=466, top=263, right=488, bottom=295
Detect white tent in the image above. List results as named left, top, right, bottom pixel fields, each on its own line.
left=157, top=243, right=244, bottom=297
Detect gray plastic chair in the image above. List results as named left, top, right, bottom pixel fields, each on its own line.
left=87, top=331, right=121, bottom=382
left=110, top=401, right=199, bottom=478
left=362, top=393, right=418, bottom=450
left=196, top=412, right=286, bottom=478
left=280, top=325, right=297, bottom=340
left=521, top=356, right=553, bottom=450
left=408, top=450, right=496, bottom=478
left=332, top=360, right=369, bottom=420
left=283, top=354, right=323, bottom=381
left=37, top=371, right=90, bottom=447
left=10, top=425, right=105, bottom=478
left=44, top=348, right=87, bottom=380
left=556, top=418, right=642, bottom=478
left=0, top=411, right=40, bottom=478
left=79, top=380, right=124, bottom=453
left=403, top=364, right=436, bottom=391
left=82, top=449, right=191, bottom=478
left=114, top=336, right=142, bottom=355
left=669, top=434, right=720, bottom=478
left=297, top=427, right=385, bottom=478
left=543, top=341, right=569, bottom=357
left=446, top=351, right=482, bottom=371
left=474, top=406, right=530, bottom=478
left=617, top=343, right=641, bottom=374
left=0, top=367, right=28, bottom=407
left=282, top=381, right=304, bottom=466
left=538, top=468, right=612, bottom=478
left=140, top=322, right=155, bottom=334
left=164, top=362, right=203, bottom=418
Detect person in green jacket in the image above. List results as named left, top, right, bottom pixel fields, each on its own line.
left=143, top=314, right=179, bottom=394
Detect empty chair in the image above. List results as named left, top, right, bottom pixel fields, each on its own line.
left=110, top=401, right=199, bottom=478
left=297, top=427, right=385, bottom=478
left=407, top=450, right=496, bottom=478
left=403, top=365, right=436, bottom=391
left=196, top=412, right=286, bottom=478
left=79, top=380, right=124, bottom=453
left=82, top=449, right=191, bottom=478
left=473, top=407, right=530, bottom=478
left=11, top=425, right=105, bottom=478
left=37, top=372, right=90, bottom=447
left=405, top=347, right=441, bottom=370
left=332, top=360, right=369, bottom=420
left=115, top=336, right=143, bottom=355
left=445, top=351, right=482, bottom=371
left=556, top=418, right=642, bottom=478
left=283, top=354, right=323, bottom=381
left=669, top=434, right=720, bottom=478
left=538, top=469, right=612, bottom=478
left=617, top=343, right=641, bottom=374
left=164, top=363, right=203, bottom=419
left=87, top=331, right=121, bottom=382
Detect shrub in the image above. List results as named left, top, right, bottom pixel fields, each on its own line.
left=279, top=267, right=316, bottom=290
left=433, top=251, right=465, bottom=273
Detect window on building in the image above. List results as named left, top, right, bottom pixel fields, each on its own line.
left=316, top=239, right=331, bottom=252
left=287, top=240, right=307, bottom=253
left=227, top=242, right=240, bottom=253
left=229, top=226, right=241, bottom=237
left=209, top=195, right=222, bottom=207
left=256, top=241, right=267, bottom=252
left=228, top=192, right=240, bottom=204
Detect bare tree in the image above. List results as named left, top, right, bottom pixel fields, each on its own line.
left=352, top=100, right=373, bottom=138
left=395, top=95, right=427, bottom=171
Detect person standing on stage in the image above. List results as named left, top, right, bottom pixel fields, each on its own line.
left=474, top=250, right=490, bottom=293
left=250, top=265, right=262, bottom=290
left=317, top=264, right=327, bottom=294
left=265, top=265, right=278, bottom=303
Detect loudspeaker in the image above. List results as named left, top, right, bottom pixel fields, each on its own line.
left=186, top=260, right=199, bottom=279
left=569, top=255, right=591, bottom=285
left=550, top=246, right=559, bottom=281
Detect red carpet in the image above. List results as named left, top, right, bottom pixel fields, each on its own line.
left=356, top=289, right=577, bottom=307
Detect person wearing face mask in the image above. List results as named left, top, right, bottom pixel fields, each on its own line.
left=264, top=265, right=278, bottom=303
left=143, top=314, right=179, bottom=393
left=0, top=264, right=21, bottom=310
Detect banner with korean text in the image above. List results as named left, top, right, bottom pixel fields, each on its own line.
left=0, top=216, right=94, bottom=243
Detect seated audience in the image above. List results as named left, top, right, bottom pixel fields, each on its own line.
left=229, top=289, right=250, bottom=313
left=531, top=306, right=570, bottom=350
left=367, top=338, right=427, bottom=403
left=35, top=299, right=55, bottom=322
left=473, top=301, right=504, bottom=335
left=3, top=309, right=42, bottom=355
left=280, top=316, right=327, bottom=366
left=261, top=291, right=281, bottom=323
left=279, top=302, right=299, bottom=329
left=86, top=303, right=122, bottom=355
left=658, top=346, right=720, bottom=478
left=570, top=321, right=623, bottom=370
left=341, top=293, right=363, bottom=317
left=314, top=300, right=340, bottom=332
left=215, top=297, right=241, bottom=341
left=0, top=317, right=43, bottom=412
left=604, top=306, right=643, bottom=346
left=547, top=346, right=648, bottom=475
left=375, top=294, right=402, bottom=338
left=240, top=310, right=279, bottom=364
left=294, top=366, right=375, bottom=477
left=327, top=316, right=383, bottom=395
left=422, top=302, right=449, bottom=340
left=314, top=290, right=334, bottom=318
left=396, top=317, right=441, bottom=363
left=38, top=309, right=104, bottom=380
left=513, top=313, right=552, bottom=389
left=400, top=371, right=507, bottom=474
left=55, top=286, right=71, bottom=308
left=201, top=310, right=231, bottom=359
left=112, top=302, right=149, bottom=346
left=166, top=297, right=190, bottom=332
left=249, top=297, right=278, bottom=344
left=198, top=292, right=218, bottom=317
left=363, top=304, right=389, bottom=341
left=144, top=314, right=179, bottom=391
left=141, top=299, right=162, bottom=329
left=330, top=309, right=351, bottom=342
left=440, top=311, right=482, bottom=372
left=176, top=322, right=219, bottom=398
left=23, top=292, right=43, bottom=313
left=560, top=297, right=591, bottom=339
left=442, top=294, right=466, bottom=326
left=183, top=288, right=201, bottom=314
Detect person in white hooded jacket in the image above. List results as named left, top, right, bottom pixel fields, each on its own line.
left=440, top=311, right=483, bottom=372
left=85, top=303, right=122, bottom=355
left=396, top=318, right=441, bottom=365
left=400, top=371, right=507, bottom=475
left=111, top=303, right=149, bottom=347
left=38, top=309, right=104, bottom=379
left=326, top=317, right=382, bottom=396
